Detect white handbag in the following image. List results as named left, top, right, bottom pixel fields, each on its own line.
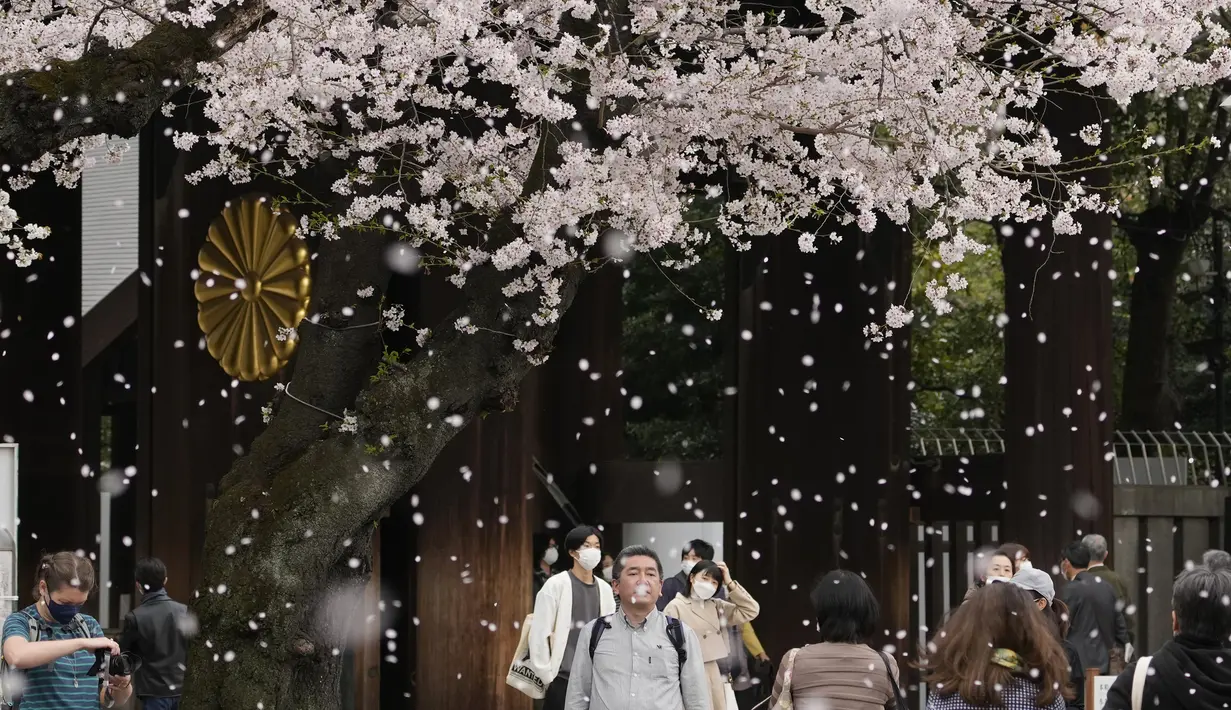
left=506, top=614, right=548, bottom=699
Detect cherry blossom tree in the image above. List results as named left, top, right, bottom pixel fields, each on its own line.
left=3, top=0, right=1231, bottom=707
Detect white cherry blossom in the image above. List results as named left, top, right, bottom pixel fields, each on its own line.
left=2, top=0, right=1230, bottom=336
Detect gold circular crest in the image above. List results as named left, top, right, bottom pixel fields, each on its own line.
left=194, top=195, right=311, bottom=381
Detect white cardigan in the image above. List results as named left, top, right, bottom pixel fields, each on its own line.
left=528, top=570, right=617, bottom=683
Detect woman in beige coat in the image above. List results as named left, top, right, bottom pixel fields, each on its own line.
left=664, top=560, right=760, bottom=710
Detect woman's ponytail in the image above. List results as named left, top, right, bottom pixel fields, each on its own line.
left=1049, top=598, right=1071, bottom=638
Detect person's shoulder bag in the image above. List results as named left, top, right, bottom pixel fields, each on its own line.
left=1130, top=656, right=1152, bottom=710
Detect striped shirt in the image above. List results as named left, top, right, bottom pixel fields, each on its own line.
left=2, top=605, right=104, bottom=710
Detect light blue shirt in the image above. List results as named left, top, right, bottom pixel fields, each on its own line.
left=564, top=609, right=711, bottom=710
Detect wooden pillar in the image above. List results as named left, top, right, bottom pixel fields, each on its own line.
left=733, top=222, right=911, bottom=660
left=133, top=105, right=276, bottom=599
left=0, top=177, right=88, bottom=608
left=540, top=266, right=626, bottom=517
left=1002, top=88, right=1116, bottom=567
left=411, top=272, right=541, bottom=710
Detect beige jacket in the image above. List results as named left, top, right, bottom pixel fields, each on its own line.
left=664, top=581, right=760, bottom=663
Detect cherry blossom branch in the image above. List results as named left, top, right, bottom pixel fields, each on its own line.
left=0, top=1, right=275, bottom=170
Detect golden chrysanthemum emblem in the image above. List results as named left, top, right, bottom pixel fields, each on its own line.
left=194, top=195, right=311, bottom=381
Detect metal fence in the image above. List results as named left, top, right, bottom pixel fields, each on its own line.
left=911, top=428, right=1231, bottom=486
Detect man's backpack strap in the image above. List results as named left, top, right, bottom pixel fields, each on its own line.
left=588, top=615, right=613, bottom=660
left=664, top=616, right=687, bottom=669
left=588, top=614, right=688, bottom=671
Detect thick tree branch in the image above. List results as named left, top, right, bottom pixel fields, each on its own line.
left=0, top=2, right=273, bottom=168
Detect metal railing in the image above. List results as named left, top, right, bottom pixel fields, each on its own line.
left=911, top=428, right=1005, bottom=457
left=910, top=429, right=1231, bottom=486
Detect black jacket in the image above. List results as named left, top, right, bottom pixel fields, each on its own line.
left=119, top=589, right=188, bottom=698
left=1063, top=639, right=1085, bottom=710
left=1060, top=571, right=1129, bottom=674
left=1103, top=634, right=1231, bottom=710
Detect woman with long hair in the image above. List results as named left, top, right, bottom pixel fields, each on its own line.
left=922, top=581, right=1072, bottom=709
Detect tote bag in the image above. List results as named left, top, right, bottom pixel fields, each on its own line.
left=506, top=614, right=548, bottom=699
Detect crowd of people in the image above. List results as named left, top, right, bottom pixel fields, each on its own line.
left=512, top=527, right=1231, bottom=710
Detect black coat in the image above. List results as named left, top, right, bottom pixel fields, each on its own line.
left=1059, top=571, right=1129, bottom=674
left=1103, top=634, right=1231, bottom=710
left=1063, top=639, right=1085, bottom=710
left=118, top=589, right=189, bottom=698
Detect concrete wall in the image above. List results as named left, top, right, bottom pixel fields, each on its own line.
left=622, top=522, right=726, bottom=567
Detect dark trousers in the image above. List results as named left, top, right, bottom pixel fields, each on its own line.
left=543, top=675, right=570, bottom=710
left=141, top=697, right=181, bottom=710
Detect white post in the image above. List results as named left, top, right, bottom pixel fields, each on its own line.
left=0, top=445, right=19, bottom=623
left=99, top=490, right=111, bottom=628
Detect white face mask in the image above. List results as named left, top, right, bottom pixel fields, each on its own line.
left=1019, top=559, right=1033, bottom=570
left=576, top=548, right=602, bottom=571
left=601, top=566, right=613, bottom=581
left=542, top=547, right=559, bottom=566
left=681, top=560, right=697, bottom=575
left=692, top=580, right=718, bottom=601
left=986, top=576, right=1011, bottom=585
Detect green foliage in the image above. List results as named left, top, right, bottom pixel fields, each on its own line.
left=911, top=83, right=1230, bottom=433
left=370, top=345, right=414, bottom=384
left=620, top=209, right=727, bottom=460
left=910, top=222, right=1007, bottom=429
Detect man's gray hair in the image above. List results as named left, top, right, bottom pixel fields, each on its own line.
left=1172, top=564, right=1231, bottom=642
left=1082, top=534, right=1109, bottom=563
left=1202, top=549, right=1231, bottom=572
left=613, top=545, right=663, bottom=580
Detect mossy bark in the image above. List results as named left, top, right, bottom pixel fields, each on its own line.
left=180, top=226, right=586, bottom=708
left=0, top=4, right=273, bottom=167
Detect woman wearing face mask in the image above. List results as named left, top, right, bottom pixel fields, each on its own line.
left=1, top=552, right=132, bottom=709
left=533, top=538, right=559, bottom=599
left=664, top=560, right=759, bottom=710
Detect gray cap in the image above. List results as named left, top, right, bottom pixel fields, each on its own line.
left=1011, top=567, right=1056, bottom=604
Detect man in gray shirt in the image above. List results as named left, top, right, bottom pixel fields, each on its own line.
left=559, top=566, right=603, bottom=684
left=565, top=545, right=710, bottom=710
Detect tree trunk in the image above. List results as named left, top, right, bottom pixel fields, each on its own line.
left=733, top=218, right=912, bottom=660
left=1001, top=86, right=1116, bottom=564
left=179, top=221, right=587, bottom=709
left=1120, top=227, right=1187, bottom=430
